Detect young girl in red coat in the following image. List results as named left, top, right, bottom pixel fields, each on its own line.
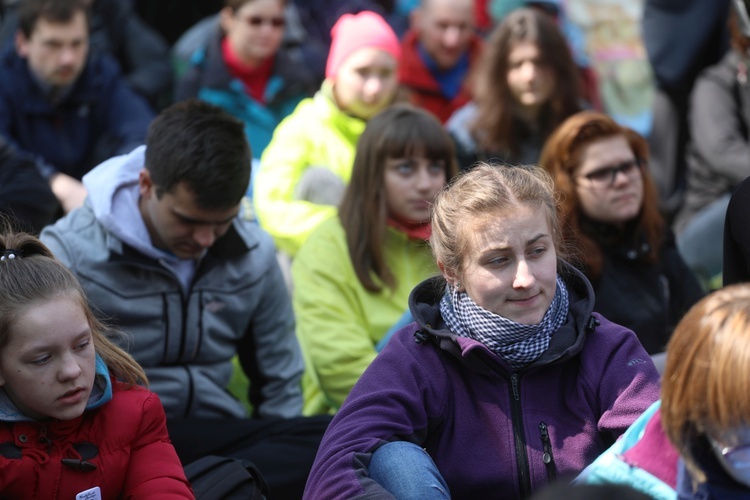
left=0, top=229, right=193, bottom=499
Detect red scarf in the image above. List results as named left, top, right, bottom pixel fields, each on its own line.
left=221, top=37, right=274, bottom=104
left=386, top=214, right=432, bottom=241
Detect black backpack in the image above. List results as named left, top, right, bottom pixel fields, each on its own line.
left=184, top=455, right=270, bottom=500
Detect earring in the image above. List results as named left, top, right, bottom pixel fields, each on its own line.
left=454, top=281, right=461, bottom=290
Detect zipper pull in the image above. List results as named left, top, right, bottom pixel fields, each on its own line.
left=511, top=373, right=520, bottom=401
left=539, top=422, right=553, bottom=465
left=539, top=422, right=557, bottom=480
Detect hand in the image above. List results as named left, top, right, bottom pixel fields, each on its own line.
left=50, top=173, right=88, bottom=213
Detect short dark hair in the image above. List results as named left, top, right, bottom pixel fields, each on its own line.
left=144, top=100, right=251, bottom=210
left=18, top=0, right=90, bottom=38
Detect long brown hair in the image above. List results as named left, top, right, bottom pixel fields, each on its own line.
left=471, top=8, right=581, bottom=157
left=538, top=110, right=664, bottom=280
left=339, top=105, right=458, bottom=292
left=0, top=228, right=147, bottom=387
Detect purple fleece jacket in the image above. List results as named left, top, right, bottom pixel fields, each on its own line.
left=304, top=266, right=661, bottom=499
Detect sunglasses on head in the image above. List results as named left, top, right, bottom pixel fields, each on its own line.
left=243, top=15, right=285, bottom=28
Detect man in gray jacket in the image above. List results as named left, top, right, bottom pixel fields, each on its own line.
left=41, top=99, right=329, bottom=498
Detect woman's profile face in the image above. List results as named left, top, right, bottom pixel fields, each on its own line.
left=456, top=203, right=558, bottom=325
left=506, top=41, right=554, bottom=114
left=222, top=0, right=286, bottom=66
left=332, top=47, right=398, bottom=120
left=574, top=135, right=644, bottom=225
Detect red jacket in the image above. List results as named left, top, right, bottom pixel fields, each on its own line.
left=0, top=381, right=193, bottom=499
left=398, top=29, right=483, bottom=123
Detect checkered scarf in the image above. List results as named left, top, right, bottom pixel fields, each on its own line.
left=440, top=276, right=569, bottom=370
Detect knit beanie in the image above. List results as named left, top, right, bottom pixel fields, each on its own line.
left=325, top=11, right=401, bottom=79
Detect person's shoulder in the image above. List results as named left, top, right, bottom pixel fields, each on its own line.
left=271, top=93, right=319, bottom=128
left=446, top=101, right=478, bottom=131
left=101, top=383, right=165, bottom=432
left=293, top=216, right=346, bottom=267
left=227, top=218, right=280, bottom=263
left=44, top=203, right=99, bottom=235
left=0, top=47, right=26, bottom=88
left=694, top=50, right=738, bottom=90
left=83, top=52, right=125, bottom=82
left=582, top=313, right=654, bottom=368
left=300, top=215, right=343, bottom=247
left=587, top=313, right=640, bottom=342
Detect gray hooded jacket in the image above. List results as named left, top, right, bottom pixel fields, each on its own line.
left=41, top=146, right=304, bottom=420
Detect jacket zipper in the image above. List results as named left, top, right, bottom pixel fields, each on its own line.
left=510, top=373, right=531, bottom=497
left=539, top=422, right=556, bottom=481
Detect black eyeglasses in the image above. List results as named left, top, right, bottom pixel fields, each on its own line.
left=577, top=158, right=643, bottom=189
left=243, top=16, right=285, bottom=28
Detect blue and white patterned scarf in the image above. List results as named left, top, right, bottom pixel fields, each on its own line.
left=440, top=276, right=569, bottom=370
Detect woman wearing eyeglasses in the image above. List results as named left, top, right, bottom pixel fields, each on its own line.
left=175, top=0, right=319, bottom=175
left=539, top=110, right=703, bottom=355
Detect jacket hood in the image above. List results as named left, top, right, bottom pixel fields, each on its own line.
left=314, top=80, right=368, bottom=140
left=82, top=145, right=175, bottom=263
left=0, top=354, right=112, bottom=422
left=408, top=260, right=597, bottom=372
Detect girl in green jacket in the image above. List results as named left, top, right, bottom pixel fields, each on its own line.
left=253, top=10, right=402, bottom=256
left=292, top=105, right=458, bottom=415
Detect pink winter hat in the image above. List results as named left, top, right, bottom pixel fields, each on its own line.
left=325, top=11, right=401, bottom=79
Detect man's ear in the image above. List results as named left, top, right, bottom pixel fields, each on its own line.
left=138, top=169, right=153, bottom=198
left=409, top=7, right=422, bottom=31
left=219, top=6, right=235, bottom=34
left=15, top=31, right=29, bottom=58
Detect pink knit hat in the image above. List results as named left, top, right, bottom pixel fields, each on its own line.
left=325, top=11, right=401, bottom=79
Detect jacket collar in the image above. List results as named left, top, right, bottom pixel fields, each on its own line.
left=313, top=81, right=368, bottom=142
left=190, top=25, right=313, bottom=104
left=1, top=48, right=107, bottom=114
left=408, top=260, right=596, bottom=373
left=398, top=28, right=483, bottom=91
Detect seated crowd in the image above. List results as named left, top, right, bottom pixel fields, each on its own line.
left=0, top=0, right=748, bottom=498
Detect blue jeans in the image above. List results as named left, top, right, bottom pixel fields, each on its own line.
left=368, top=441, right=450, bottom=499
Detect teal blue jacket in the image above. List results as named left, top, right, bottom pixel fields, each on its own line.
left=578, top=400, right=678, bottom=499
left=175, top=26, right=318, bottom=161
